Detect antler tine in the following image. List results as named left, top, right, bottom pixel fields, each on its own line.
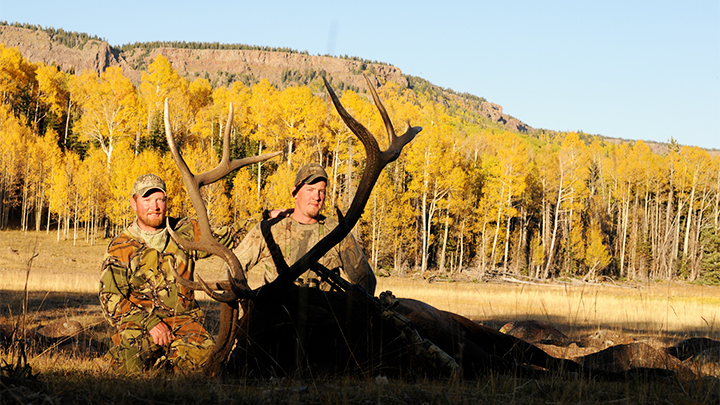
left=164, top=98, right=277, bottom=300
left=361, top=74, right=396, bottom=144
left=322, top=76, right=381, bottom=164
left=196, top=104, right=282, bottom=186
left=321, top=76, right=422, bottom=222
left=362, top=74, right=422, bottom=164
left=170, top=266, right=238, bottom=302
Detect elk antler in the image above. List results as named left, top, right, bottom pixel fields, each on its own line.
left=270, top=75, right=422, bottom=286
left=165, top=77, right=420, bottom=374
left=164, top=98, right=281, bottom=301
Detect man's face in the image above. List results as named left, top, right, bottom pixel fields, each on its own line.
left=292, top=180, right=326, bottom=224
left=131, top=190, right=167, bottom=231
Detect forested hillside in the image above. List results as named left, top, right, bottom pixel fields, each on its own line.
left=1, top=34, right=718, bottom=284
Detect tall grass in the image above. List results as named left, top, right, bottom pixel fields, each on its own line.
left=2, top=230, right=719, bottom=404
left=2, top=230, right=718, bottom=339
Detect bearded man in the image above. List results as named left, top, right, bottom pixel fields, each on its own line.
left=99, top=174, right=238, bottom=372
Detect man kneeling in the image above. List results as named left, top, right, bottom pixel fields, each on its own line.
left=99, top=174, right=237, bottom=372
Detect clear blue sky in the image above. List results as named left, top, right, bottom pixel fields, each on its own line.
left=2, top=1, right=719, bottom=149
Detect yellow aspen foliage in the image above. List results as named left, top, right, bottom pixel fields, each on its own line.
left=188, top=77, right=213, bottom=116
left=482, top=131, right=531, bottom=267
left=31, top=129, right=61, bottom=231
left=276, top=85, right=326, bottom=166
left=0, top=103, right=30, bottom=228
left=34, top=64, right=69, bottom=129
left=248, top=79, right=280, bottom=150
left=0, top=44, right=34, bottom=110
left=191, top=83, right=251, bottom=152
left=106, top=142, right=138, bottom=228
left=77, top=147, right=109, bottom=225
left=140, top=55, right=189, bottom=136
left=72, top=67, right=141, bottom=166
left=564, top=215, right=586, bottom=270
left=404, top=106, right=461, bottom=272
left=584, top=219, right=612, bottom=281
left=226, top=82, right=252, bottom=116
left=262, top=163, right=297, bottom=211
left=230, top=167, right=262, bottom=229
left=48, top=150, right=81, bottom=240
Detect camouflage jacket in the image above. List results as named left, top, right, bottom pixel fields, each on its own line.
left=233, top=215, right=376, bottom=295
left=99, top=217, right=236, bottom=332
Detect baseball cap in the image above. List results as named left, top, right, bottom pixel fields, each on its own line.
left=132, top=174, right=167, bottom=197
left=293, top=163, right=328, bottom=192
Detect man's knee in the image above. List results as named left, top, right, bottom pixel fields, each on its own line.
left=107, top=328, right=158, bottom=372
left=167, top=320, right=215, bottom=371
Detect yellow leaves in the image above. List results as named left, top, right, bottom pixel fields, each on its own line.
left=35, top=64, right=69, bottom=120
left=5, top=49, right=720, bottom=279
left=0, top=44, right=34, bottom=105
left=248, top=79, right=280, bottom=148
left=230, top=168, right=261, bottom=225
left=72, top=67, right=141, bottom=163
left=262, top=164, right=296, bottom=211
left=49, top=150, right=80, bottom=218
left=140, top=55, right=189, bottom=128
left=584, top=219, right=612, bottom=280
left=0, top=103, right=31, bottom=208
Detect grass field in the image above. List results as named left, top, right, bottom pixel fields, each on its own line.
left=2, top=230, right=719, bottom=404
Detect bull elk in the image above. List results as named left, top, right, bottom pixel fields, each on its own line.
left=164, top=76, right=626, bottom=380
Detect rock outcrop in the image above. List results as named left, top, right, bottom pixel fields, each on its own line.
left=0, top=25, right=529, bottom=132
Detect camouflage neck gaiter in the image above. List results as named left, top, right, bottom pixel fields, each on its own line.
left=132, top=220, right=169, bottom=252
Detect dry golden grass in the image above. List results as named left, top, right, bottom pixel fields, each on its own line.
left=2, top=229, right=720, bottom=404
left=377, top=277, right=719, bottom=342
left=2, top=229, right=719, bottom=340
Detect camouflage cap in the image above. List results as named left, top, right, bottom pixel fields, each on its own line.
left=293, top=163, right=328, bottom=191
left=132, top=174, right=167, bottom=197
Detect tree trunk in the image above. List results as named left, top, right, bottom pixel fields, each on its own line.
left=543, top=184, right=563, bottom=279
left=490, top=184, right=505, bottom=269
left=64, top=97, right=72, bottom=146
left=438, top=208, right=449, bottom=273
left=257, top=143, right=263, bottom=203
left=458, top=219, right=465, bottom=274
left=345, top=138, right=354, bottom=209
left=619, top=196, right=630, bottom=278
left=420, top=181, right=428, bottom=273
left=682, top=177, right=697, bottom=255
left=502, top=192, right=513, bottom=272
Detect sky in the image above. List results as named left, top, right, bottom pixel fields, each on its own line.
left=2, top=1, right=719, bottom=149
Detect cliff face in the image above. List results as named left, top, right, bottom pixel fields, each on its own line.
left=121, top=46, right=409, bottom=91
left=0, top=25, right=528, bottom=132
left=0, top=26, right=126, bottom=74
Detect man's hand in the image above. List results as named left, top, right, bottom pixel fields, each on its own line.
left=149, top=322, right=175, bottom=346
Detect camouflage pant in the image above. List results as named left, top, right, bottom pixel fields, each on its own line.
left=106, top=315, right=214, bottom=373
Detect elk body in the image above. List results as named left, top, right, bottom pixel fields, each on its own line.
left=164, top=76, right=637, bottom=381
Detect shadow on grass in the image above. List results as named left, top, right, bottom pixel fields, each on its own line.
left=1, top=290, right=709, bottom=349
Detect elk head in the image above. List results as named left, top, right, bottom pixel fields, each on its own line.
left=165, top=75, right=422, bottom=374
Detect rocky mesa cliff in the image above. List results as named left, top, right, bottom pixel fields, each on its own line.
left=0, top=25, right=529, bottom=132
